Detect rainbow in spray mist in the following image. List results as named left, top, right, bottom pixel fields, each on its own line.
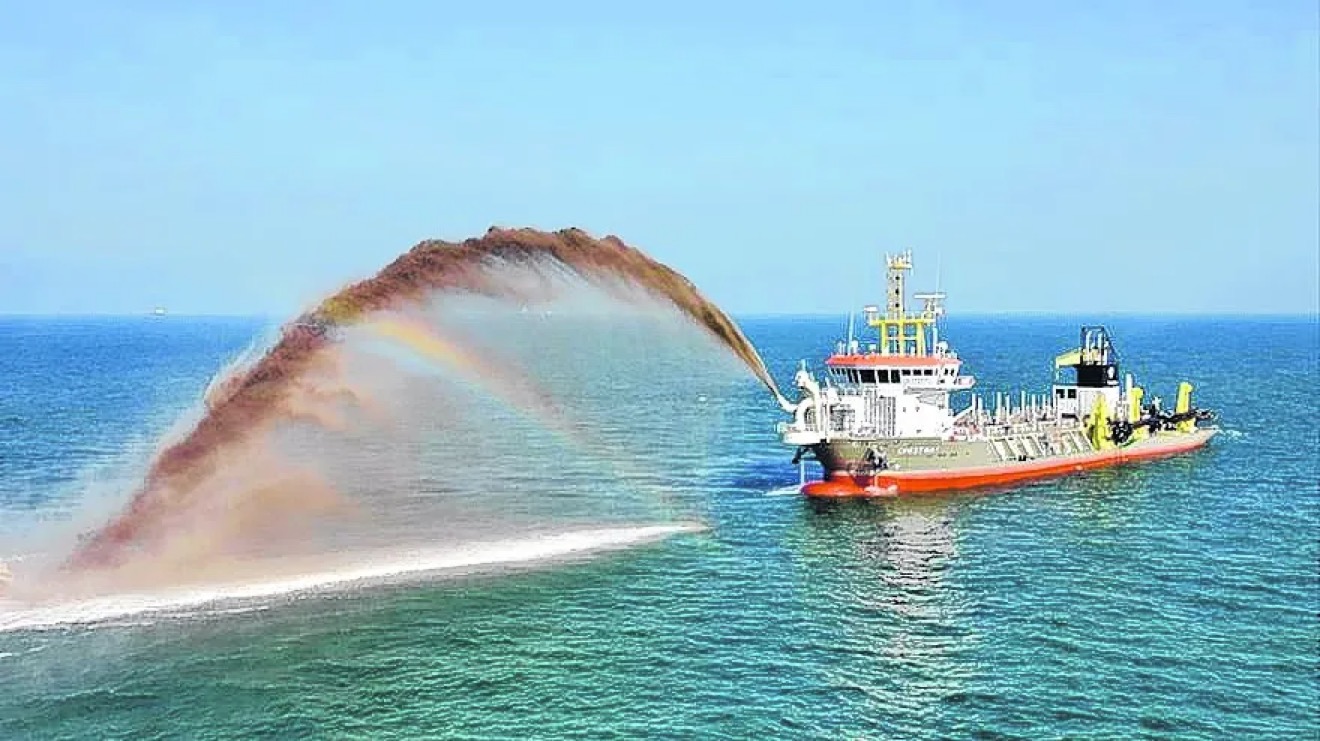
left=61, top=227, right=784, bottom=575
left=357, top=314, right=687, bottom=515
left=360, top=316, right=569, bottom=429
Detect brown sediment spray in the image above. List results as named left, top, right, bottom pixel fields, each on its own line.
left=67, top=227, right=787, bottom=571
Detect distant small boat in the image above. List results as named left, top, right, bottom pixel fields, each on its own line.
left=151, top=307, right=167, bottom=317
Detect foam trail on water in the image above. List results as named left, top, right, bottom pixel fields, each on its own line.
left=1, top=525, right=700, bottom=633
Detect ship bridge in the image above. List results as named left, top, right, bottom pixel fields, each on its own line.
left=824, top=353, right=972, bottom=390
left=822, top=251, right=974, bottom=393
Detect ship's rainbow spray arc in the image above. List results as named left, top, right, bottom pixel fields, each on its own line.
left=359, top=315, right=570, bottom=430
left=357, top=315, right=685, bottom=513
left=365, top=318, right=491, bottom=381
left=64, top=227, right=784, bottom=574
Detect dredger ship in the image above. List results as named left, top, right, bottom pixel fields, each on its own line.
left=778, top=251, right=1217, bottom=497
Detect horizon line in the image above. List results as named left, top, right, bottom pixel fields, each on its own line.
left=0, top=309, right=1315, bottom=320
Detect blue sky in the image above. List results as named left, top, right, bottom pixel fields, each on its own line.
left=1, top=1, right=1316, bottom=315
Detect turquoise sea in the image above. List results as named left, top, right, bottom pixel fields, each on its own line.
left=0, top=314, right=1316, bottom=739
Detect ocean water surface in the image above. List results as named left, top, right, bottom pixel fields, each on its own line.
left=0, top=314, right=1315, bottom=739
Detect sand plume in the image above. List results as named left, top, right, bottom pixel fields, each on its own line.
left=65, top=227, right=779, bottom=573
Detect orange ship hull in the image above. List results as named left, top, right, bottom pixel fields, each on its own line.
left=802, top=429, right=1217, bottom=498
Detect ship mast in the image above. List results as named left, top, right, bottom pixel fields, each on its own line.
left=863, top=250, right=944, bottom=357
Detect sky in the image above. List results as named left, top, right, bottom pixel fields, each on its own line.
left=0, top=1, right=1316, bottom=316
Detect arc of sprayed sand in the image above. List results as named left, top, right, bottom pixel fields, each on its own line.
left=66, top=227, right=788, bottom=571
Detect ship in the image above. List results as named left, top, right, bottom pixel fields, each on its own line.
left=777, top=251, right=1217, bottom=497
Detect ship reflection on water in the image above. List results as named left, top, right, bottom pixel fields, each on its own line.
left=787, top=499, right=977, bottom=732
left=854, top=505, right=959, bottom=614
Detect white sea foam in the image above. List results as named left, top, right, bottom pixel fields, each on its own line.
left=0, top=524, right=699, bottom=633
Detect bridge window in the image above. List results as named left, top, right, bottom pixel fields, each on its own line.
left=860, top=369, right=877, bottom=384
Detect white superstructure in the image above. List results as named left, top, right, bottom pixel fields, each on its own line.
left=781, top=251, right=976, bottom=445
